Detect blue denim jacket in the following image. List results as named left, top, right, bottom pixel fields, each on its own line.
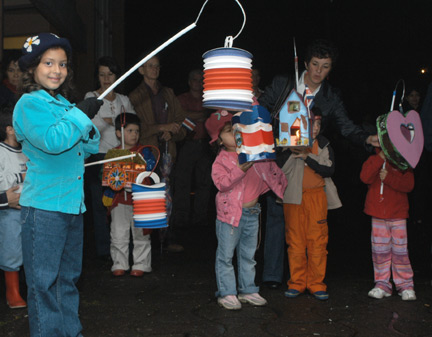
left=13, top=90, right=100, bottom=214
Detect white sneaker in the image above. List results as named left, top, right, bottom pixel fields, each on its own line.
left=368, top=287, right=391, bottom=299
left=399, top=289, right=416, bottom=301
left=217, top=295, right=242, bottom=310
left=238, top=293, right=267, bottom=306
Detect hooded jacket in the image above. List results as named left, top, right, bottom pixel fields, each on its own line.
left=212, top=150, right=287, bottom=227
left=360, top=151, right=414, bottom=219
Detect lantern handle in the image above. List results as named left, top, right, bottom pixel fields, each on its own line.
left=223, top=0, right=246, bottom=47
left=390, top=79, right=405, bottom=113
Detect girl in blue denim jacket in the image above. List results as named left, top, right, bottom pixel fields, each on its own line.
left=13, top=33, right=102, bottom=337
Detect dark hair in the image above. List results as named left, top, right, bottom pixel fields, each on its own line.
left=115, top=112, right=141, bottom=131
left=305, top=39, right=338, bottom=66
left=188, top=69, right=203, bottom=81
left=94, top=56, right=122, bottom=89
left=19, top=46, right=75, bottom=100
left=1, top=50, right=22, bottom=75
left=404, top=86, right=421, bottom=98
left=311, top=105, right=322, bottom=118
left=0, top=106, right=13, bottom=141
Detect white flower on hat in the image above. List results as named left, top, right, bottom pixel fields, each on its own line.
left=24, top=35, right=40, bottom=53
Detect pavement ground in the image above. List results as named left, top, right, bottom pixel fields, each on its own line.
left=1, top=201, right=432, bottom=337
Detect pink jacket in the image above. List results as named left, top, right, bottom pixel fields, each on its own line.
left=212, top=150, right=287, bottom=227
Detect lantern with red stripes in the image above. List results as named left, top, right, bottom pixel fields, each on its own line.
left=232, top=105, right=276, bottom=164
left=202, top=47, right=253, bottom=112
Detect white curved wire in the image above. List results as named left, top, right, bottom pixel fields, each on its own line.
left=194, top=0, right=210, bottom=24
left=98, top=0, right=246, bottom=100
left=196, top=0, right=246, bottom=41
left=232, top=0, right=246, bottom=41
left=390, top=79, right=405, bottom=112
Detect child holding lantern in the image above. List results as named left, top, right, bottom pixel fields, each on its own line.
left=105, top=112, right=155, bottom=277
left=281, top=107, right=341, bottom=301
left=360, top=144, right=416, bottom=301
left=13, top=32, right=102, bottom=337
left=205, top=110, right=287, bottom=310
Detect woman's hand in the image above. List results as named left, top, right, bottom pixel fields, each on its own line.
left=366, top=135, right=380, bottom=147
left=159, top=123, right=180, bottom=134
left=160, top=131, right=172, bottom=141
left=291, top=147, right=310, bottom=160
left=103, top=118, right=113, bottom=125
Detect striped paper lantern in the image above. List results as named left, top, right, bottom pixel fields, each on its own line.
left=232, top=105, right=276, bottom=164
left=132, top=172, right=168, bottom=229
left=202, top=47, right=253, bottom=111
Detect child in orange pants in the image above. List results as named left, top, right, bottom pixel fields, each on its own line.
left=280, top=108, right=341, bottom=300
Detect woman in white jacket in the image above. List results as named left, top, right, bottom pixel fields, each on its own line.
left=85, top=56, right=136, bottom=258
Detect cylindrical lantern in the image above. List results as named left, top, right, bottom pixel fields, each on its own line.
left=202, top=47, right=253, bottom=111
left=132, top=172, right=168, bottom=228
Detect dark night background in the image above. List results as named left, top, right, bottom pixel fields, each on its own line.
left=124, top=0, right=432, bottom=126
left=123, top=0, right=432, bottom=265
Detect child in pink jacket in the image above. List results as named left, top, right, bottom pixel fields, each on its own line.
left=205, top=110, right=287, bottom=310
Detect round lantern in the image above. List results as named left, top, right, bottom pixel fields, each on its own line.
left=202, top=47, right=253, bottom=111
left=132, top=172, right=168, bottom=229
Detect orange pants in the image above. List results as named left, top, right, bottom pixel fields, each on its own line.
left=284, top=187, right=328, bottom=293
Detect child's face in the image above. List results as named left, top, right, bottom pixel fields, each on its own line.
left=116, top=124, right=140, bottom=148
left=218, top=122, right=236, bottom=151
left=34, top=48, right=67, bottom=93
left=312, top=119, right=321, bottom=140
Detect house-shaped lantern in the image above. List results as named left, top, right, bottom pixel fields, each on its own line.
left=276, top=89, right=312, bottom=147
left=232, top=104, right=276, bottom=164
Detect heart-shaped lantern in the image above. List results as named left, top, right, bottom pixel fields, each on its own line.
left=377, top=110, right=424, bottom=169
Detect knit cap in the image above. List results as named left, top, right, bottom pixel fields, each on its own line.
left=18, top=33, right=72, bottom=71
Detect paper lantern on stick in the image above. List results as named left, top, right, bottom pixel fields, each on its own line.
left=202, top=46, right=254, bottom=111
left=377, top=79, right=424, bottom=170
left=377, top=110, right=424, bottom=170
left=132, top=172, right=168, bottom=229
left=232, top=104, right=276, bottom=164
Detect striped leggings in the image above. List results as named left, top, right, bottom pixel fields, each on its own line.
left=371, top=217, right=414, bottom=293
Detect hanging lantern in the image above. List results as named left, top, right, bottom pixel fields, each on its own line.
left=202, top=46, right=253, bottom=111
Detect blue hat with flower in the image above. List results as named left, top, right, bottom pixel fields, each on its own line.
left=18, top=33, right=72, bottom=71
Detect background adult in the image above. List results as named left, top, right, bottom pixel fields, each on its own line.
left=172, top=69, right=212, bottom=229
left=84, top=56, right=136, bottom=259
left=259, top=39, right=378, bottom=289
left=129, top=54, right=186, bottom=252
left=0, top=50, right=23, bottom=108
left=403, top=86, right=422, bottom=112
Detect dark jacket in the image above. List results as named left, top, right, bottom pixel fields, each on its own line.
left=258, top=74, right=371, bottom=148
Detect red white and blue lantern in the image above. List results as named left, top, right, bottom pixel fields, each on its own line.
left=202, top=47, right=253, bottom=112
left=232, top=105, right=276, bottom=164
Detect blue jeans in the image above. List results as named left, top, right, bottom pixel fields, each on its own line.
left=0, top=208, right=23, bottom=271
left=86, top=153, right=111, bottom=257
left=215, top=204, right=261, bottom=297
left=262, top=193, right=285, bottom=283
left=21, top=207, right=83, bottom=337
